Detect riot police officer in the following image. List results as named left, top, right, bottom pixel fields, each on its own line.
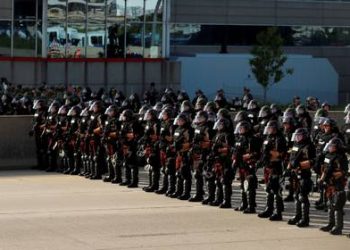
left=66, top=105, right=81, bottom=175
left=189, top=110, right=213, bottom=202
left=286, top=128, right=315, bottom=227
left=319, top=138, right=348, bottom=235
left=258, top=121, right=287, bottom=221
left=232, top=121, right=260, bottom=213
left=170, top=113, right=193, bottom=200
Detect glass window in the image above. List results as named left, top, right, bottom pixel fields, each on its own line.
left=47, top=21, right=66, bottom=58
left=68, top=0, right=87, bottom=23
left=67, top=23, right=86, bottom=58
left=88, top=0, right=106, bottom=21
left=87, top=22, right=105, bottom=58
left=144, top=23, right=162, bottom=58
left=145, top=0, right=162, bottom=22
left=37, top=21, right=42, bottom=57
left=13, top=20, right=36, bottom=57
left=107, top=22, right=125, bottom=58
left=14, top=0, right=37, bottom=20
left=0, top=21, right=11, bottom=57
left=126, top=23, right=144, bottom=58
left=0, top=0, right=12, bottom=19
left=126, top=0, right=144, bottom=23
left=48, top=0, right=67, bottom=21
left=107, top=0, right=126, bottom=22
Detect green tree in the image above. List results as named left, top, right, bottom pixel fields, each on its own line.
left=249, top=27, right=293, bottom=102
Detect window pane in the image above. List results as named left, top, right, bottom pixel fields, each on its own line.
left=87, top=23, right=105, bottom=58
left=48, top=0, right=66, bottom=21
left=107, top=0, right=125, bottom=22
left=145, top=0, right=162, bottom=22
left=67, top=23, right=86, bottom=58
left=68, top=0, right=87, bottom=22
left=144, top=23, right=162, bottom=58
left=37, top=21, right=42, bottom=57
left=13, top=21, right=36, bottom=57
left=107, top=22, right=125, bottom=58
left=0, top=21, right=11, bottom=57
left=126, top=23, right=144, bottom=58
left=0, top=0, right=12, bottom=19
left=14, top=0, right=36, bottom=20
left=47, top=21, right=66, bottom=58
left=88, top=0, right=106, bottom=21
left=126, top=0, right=144, bottom=22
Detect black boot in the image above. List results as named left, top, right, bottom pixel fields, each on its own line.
left=288, top=199, right=302, bottom=225
left=103, top=158, right=115, bottom=182
left=297, top=198, right=310, bottom=228
left=143, top=168, right=154, bottom=192
left=170, top=176, right=183, bottom=198
left=258, top=193, right=274, bottom=218
left=156, top=172, right=168, bottom=194
left=120, top=164, right=131, bottom=186
left=244, top=189, right=256, bottom=214
left=330, top=210, right=343, bottom=235
left=166, top=174, right=176, bottom=196
left=209, top=182, right=223, bottom=206
left=202, top=179, right=215, bottom=205
left=270, top=194, right=283, bottom=221
left=128, top=165, right=138, bottom=188
left=189, top=175, right=204, bottom=202
left=235, top=191, right=248, bottom=211
left=179, top=179, right=192, bottom=200
left=111, top=161, right=122, bottom=184
left=321, top=206, right=335, bottom=232
left=219, top=184, right=232, bottom=209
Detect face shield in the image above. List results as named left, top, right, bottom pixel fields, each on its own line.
left=67, top=107, right=78, bottom=117
left=193, top=113, right=206, bottom=125
left=143, top=110, right=153, bottom=121
left=263, top=125, right=276, bottom=135
left=345, top=114, right=350, bottom=124
left=247, top=102, right=257, bottom=110
left=158, top=110, right=169, bottom=121
left=58, top=106, right=68, bottom=116
left=213, top=120, right=224, bottom=131
left=32, top=100, right=41, bottom=110
left=291, top=132, right=304, bottom=143
left=80, top=107, right=89, bottom=117
left=173, top=115, right=185, bottom=126
left=48, top=103, right=58, bottom=114
left=105, top=106, right=116, bottom=117
left=180, top=103, right=190, bottom=113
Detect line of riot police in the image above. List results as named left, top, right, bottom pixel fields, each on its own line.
left=29, top=89, right=350, bottom=237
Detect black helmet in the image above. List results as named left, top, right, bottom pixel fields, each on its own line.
left=234, top=121, right=251, bottom=135
left=174, top=112, right=189, bottom=126
left=258, top=105, right=271, bottom=119
left=104, top=104, right=118, bottom=117
left=80, top=107, right=90, bottom=117
left=204, top=101, right=216, bottom=113
left=67, top=105, right=81, bottom=117
left=180, top=100, right=192, bottom=113
left=282, top=116, right=294, bottom=125
left=291, top=128, right=308, bottom=143
left=213, top=118, right=230, bottom=131
left=322, top=102, right=331, bottom=109
left=344, top=112, right=350, bottom=125
left=234, top=111, right=248, bottom=123
left=270, top=104, right=281, bottom=115
left=177, top=91, right=189, bottom=102
left=217, top=108, right=230, bottom=120
left=263, top=121, right=278, bottom=135
left=193, top=110, right=208, bottom=125
left=195, top=97, right=207, bottom=111
left=58, top=105, right=69, bottom=116
left=247, top=100, right=258, bottom=111
left=82, top=87, right=92, bottom=102
left=33, top=99, right=46, bottom=110
left=324, top=138, right=344, bottom=153
left=283, top=107, right=296, bottom=118
left=89, top=100, right=103, bottom=113
left=119, top=109, right=134, bottom=122
left=144, top=109, right=158, bottom=121
left=121, top=99, right=131, bottom=109
left=158, top=107, right=174, bottom=120
left=322, top=118, right=336, bottom=128
left=314, top=108, right=328, bottom=122
left=48, top=100, right=60, bottom=114
left=153, top=102, right=163, bottom=113
left=296, top=105, right=306, bottom=116
left=138, top=104, right=151, bottom=120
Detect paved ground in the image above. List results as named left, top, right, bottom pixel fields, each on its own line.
left=0, top=169, right=349, bottom=250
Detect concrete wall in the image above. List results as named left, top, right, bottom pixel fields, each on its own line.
left=178, top=53, right=338, bottom=104
left=0, top=116, right=36, bottom=170
left=171, top=0, right=350, bottom=26
left=0, top=60, right=182, bottom=96
left=0, top=112, right=346, bottom=170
